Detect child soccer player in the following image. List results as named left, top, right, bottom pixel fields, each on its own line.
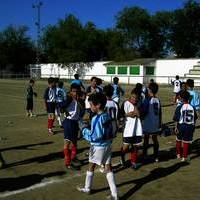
left=142, top=82, right=162, bottom=162
left=120, top=88, right=143, bottom=169
left=26, top=79, right=37, bottom=117
left=171, top=75, right=182, bottom=103
left=71, top=73, right=85, bottom=91
left=62, top=83, right=81, bottom=169
left=77, top=92, right=118, bottom=200
left=112, top=77, right=124, bottom=103
left=55, top=80, right=67, bottom=127
left=186, top=79, right=200, bottom=117
left=173, top=90, right=198, bottom=162
left=43, top=77, right=56, bottom=134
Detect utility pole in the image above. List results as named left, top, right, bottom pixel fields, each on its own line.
left=32, top=1, right=43, bottom=64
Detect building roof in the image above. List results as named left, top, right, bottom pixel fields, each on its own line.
left=104, top=58, right=157, bottom=66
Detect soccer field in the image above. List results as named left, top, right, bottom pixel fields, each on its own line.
left=0, top=79, right=200, bottom=200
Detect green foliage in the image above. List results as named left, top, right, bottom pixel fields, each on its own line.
left=0, top=25, right=36, bottom=73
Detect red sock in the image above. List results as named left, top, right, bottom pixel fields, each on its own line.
left=71, top=144, right=77, bottom=160
left=176, top=141, right=182, bottom=156
left=131, top=148, right=138, bottom=164
left=63, top=148, right=71, bottom=166
left=183, top=142, right=190, bottom=158
left=48, top=119, right=51, bottom=129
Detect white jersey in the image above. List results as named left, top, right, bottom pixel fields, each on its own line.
left=173, top=80, right=181, bottom=93
left=142, top=97, right=161, bottom=133
left=105, top=100, right=119, bottom=136
left=123, top=101, right=143, bottom=137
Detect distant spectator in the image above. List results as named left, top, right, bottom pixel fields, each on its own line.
left=111, top=77, right=124, bottom=103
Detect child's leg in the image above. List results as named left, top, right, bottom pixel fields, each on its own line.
left=78, top=163, right=96, bottom=193
left=152, top=134, right=159, bottom=160
left=130, top=145, right=138, bottom=165
left=48, top=113, right=55, bottom=132
left=143, top=134, right=149, bottom=156
left=63, top=140, right=71, bottom=167
left=183, top=142, right=190, bottom=159
left=71, top=142, right=77, bottom=161
left=105, top=164, right=118, bottom=199
left=120, top=144, right=129, bottom=165
left=176, top=140, right=182, bottom=158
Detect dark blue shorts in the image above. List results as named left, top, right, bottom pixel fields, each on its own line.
left=62, top=119, right=79, bottom=142
left=47, top=102, right=56, bottom=113
left=176, top=124, right=195, bottom=142
left=26, top=98, right=33, bottom=110
left=123, top=136, right=142, bottom=145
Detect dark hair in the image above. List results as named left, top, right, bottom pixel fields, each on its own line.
left=48, top=77, right=54, bottom=84
left=148, top=82, right=159, bottom=94
left=113, top=77, right=119, bottom=84
left=90, top=76, right=97, bottom=82
left=58, top=81, right=64, bottom=88
left=103, top=84, right=114, bottom=97
left=74, top=73, right=79, bottom=79
left=96, top=78, right=102, bottom=85
left=70, top=83, right=81, bottom=91
left=175, top=75, right=179, bottom=80
left=88, top=92, right=107, bottom=110
left=180, top=90, right=190, bottom=102
left=186, top=79, right=194, bottom=88
left=150, top=79, right=154, bottom=83
left=54, top=77, right=59, bottom=83
left=29, top=79, right=35, bottom=84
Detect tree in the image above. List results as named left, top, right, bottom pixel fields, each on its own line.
left=0, top=25, right=36, bottom=73
left=171, top=0, right=200, bottom=57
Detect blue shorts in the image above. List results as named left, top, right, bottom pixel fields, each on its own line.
left=26, top=98, right=33, bottom=110
left=176, top=124, right=195, bottom=143
left=47, top=102, right=56, bottom=113
left=123, top=136, right=142, bottom=145
left=62, top=119, right=79, bottom=142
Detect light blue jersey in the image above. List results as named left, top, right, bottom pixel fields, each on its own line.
left=188, top=89, right=200, bottom=111
left=82, top=112, right=113, bottom=147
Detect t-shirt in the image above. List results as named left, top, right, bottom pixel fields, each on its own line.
left=172, top=80, right=182, bottom=93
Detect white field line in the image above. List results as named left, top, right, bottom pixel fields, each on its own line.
left=0, top=171, right=85, bottom=198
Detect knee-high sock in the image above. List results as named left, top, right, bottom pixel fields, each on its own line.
left=153, top=141, right=159, bottom=158
left=71, top=144, right=77, bottom=160
left=176, top=140, right=182, bottom=156
left=106, top=172, right=118, bottom=198
left=183, top=142, right=190, bottom=158
left=48, top=118, right=54, bottom=129
left=63, top=148, right=71, bottom=166
left=85, top=171, right=94, bottom=190
left=131, top=147, right=138, bottom=164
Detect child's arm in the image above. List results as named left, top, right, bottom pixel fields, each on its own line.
left=125, top=106, right=140, bottom=118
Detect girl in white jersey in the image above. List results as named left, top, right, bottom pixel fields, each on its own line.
left=120, top=88, right=143, bottom=169
left=141, top=82, right=162, bottom=162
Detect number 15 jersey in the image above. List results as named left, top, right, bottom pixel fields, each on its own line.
left=173, top=103, right=198, bottom=125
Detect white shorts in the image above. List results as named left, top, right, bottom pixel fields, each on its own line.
left=89, top=145, right=112, bottom=166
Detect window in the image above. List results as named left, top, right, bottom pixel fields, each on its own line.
left=146, top=66, right=155, bottom=75
left=130, top=66, right=140, bottom=75
left=107, top=66, right=116, bottom=74
left=118, top=66, right=127, bottom=74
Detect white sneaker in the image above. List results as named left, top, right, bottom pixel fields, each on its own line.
left=106, top=194, right=119, bottom=200
left=77, top=186, right=90, bottom=194
left=181, top=157, right=190, bottom=162
left=99, top=165, right=105, bottom=173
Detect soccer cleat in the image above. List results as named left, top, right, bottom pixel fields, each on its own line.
left=131, top=163, right=142, bottom=170
left=181, top=157, right=190, bottom=163
left=77, top=186, right=90, bottom=194
left=106, top=194, right=119, bottom=200
left=99, top=165, right=105, bottom=173
left=48, top=129, right=54, bottom=135
left=154, top=158, right=159, bottom=163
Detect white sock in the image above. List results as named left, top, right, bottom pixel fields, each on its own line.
left=106, top=172, right=118, bottom=198
left=57, top=116, right=62, bottom=126
left=85, top=171, right=94, bottom=190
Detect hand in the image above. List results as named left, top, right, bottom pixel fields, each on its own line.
left=33, top=92, right=37, bottom=97
left=174, top=127, right=179, bottom=135
left=78, top=120, right=89, bottom=131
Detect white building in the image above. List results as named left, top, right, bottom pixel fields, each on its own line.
left=37, top=58, right=200, bottom=85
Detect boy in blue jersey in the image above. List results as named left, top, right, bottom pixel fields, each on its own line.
left=141, top=82, right=162, bottom=162
left=71, top=73, right=85, bottom=91
left=112, top=77, right=124, bottom=103
left=173, top=90, right=198, bottom=162
left=77, top=92, right=118, bottom=200
left=186, top=79, right=200, bottom=116
left=43, top=77, right=56, bottom=134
